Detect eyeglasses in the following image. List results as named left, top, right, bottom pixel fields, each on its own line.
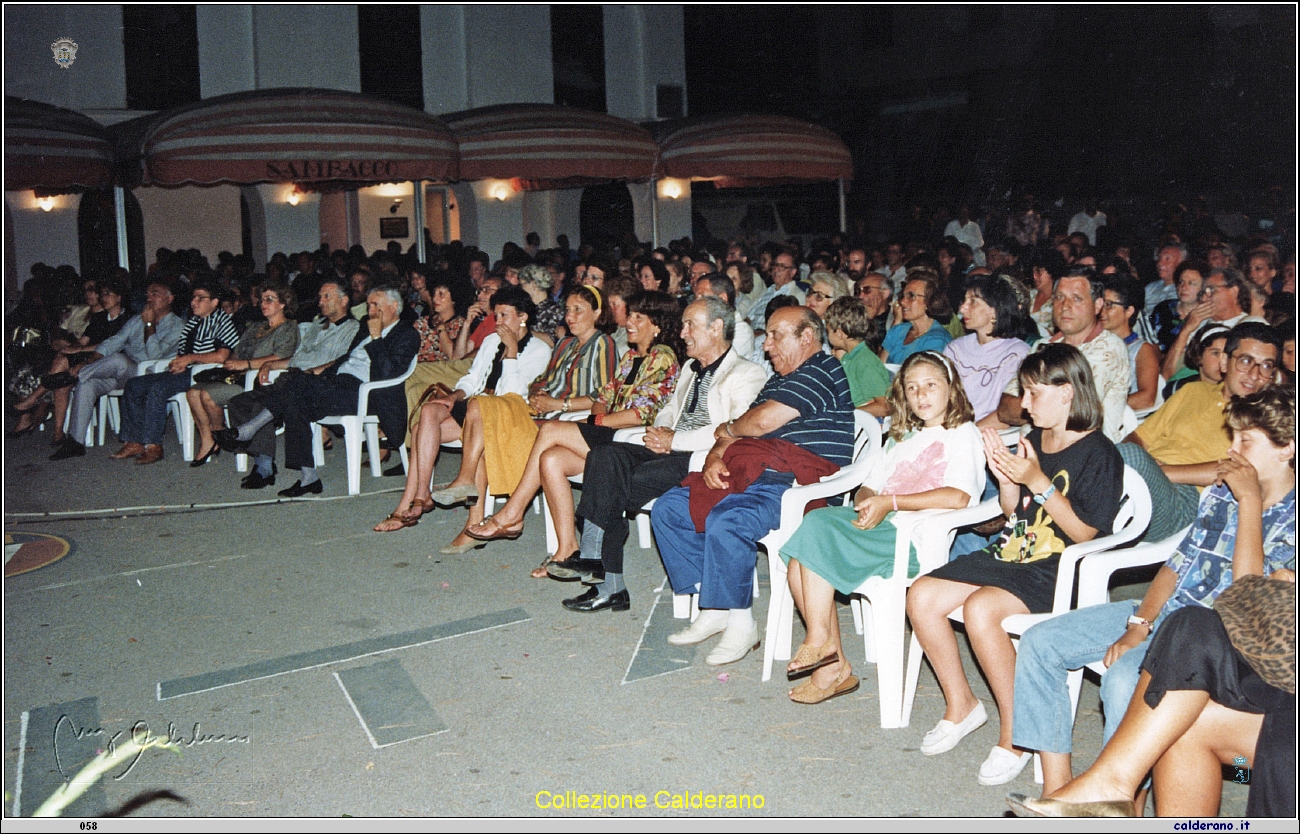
left=858, top=285, right=887, bottom=295
left=1231, top=354, right=1277, bottom=375
left=902, top=292, right=927, bottom=301
left=1199, top=284, right=1227, bottom=297
left=807, top=290, right=828, bottom=301
left=1102, top=300, right=1127, bottom=310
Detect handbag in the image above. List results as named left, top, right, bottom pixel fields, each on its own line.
left=193, top=367, right=243, bottom=387
left=1214, top=573, right=1296, bottom=694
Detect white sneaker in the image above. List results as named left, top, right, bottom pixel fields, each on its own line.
left=978, top=745, right=1032, bottom=786
left=667, top=611, right=728, bottom=646
left=705, top=624, right=760, bottom=666
left=920, top=700, right=988, bottom=755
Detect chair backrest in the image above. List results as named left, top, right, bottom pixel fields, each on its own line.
left=1050, top=464, right=1151, bottom=614
left=852, top=409, right=882, bottom=463
left=357, top=354, right=420, bottom=414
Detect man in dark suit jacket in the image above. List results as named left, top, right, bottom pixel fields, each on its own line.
left=216, top=287, right=419, bottom=497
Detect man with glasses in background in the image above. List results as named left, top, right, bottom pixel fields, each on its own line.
left=746, top=248, right=806, bottom=333
left=1161, top=266, right=1264, bottom=381
left=1121, top=321, right=1283, bottom=540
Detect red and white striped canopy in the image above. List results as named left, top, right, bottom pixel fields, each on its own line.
left=130, top=88, right=459, bottom=187
left=441, top=104, right=657, bottom=188
left=651, top=114, right=853, bottom=185
left=4, top=96, right=118, bottom=191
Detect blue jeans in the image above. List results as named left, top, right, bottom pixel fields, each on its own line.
left=650, top=481, right=789, bottom=610
left=119, top=369, right=192, bottom=446
left=1012, top=600, right=1150, bottom=753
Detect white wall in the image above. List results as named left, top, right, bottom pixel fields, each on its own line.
left=134, top=186, right=243, bottom=267
left=452, top=180, right=532, bottom=259
left=252, top=5, right=360, bottom=91
left=356, top=183, right=415, bottom=257
left=602, top=5, right=686, bottom=121
left=250, top=184, right=321, bottom=261
left=4, top=5, right=126, bottom=109
left=463, top=5, right=554, bottom=108
left=628, top=182, right=691, bottom=248
left=195, top=5, right=254, bottom=98
left=3, top=191, right=82, bottom=287
left=420, top=5, right=469, bottom=114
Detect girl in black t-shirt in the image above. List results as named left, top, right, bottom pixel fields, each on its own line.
left=906, top=343, right=1124, bottom=786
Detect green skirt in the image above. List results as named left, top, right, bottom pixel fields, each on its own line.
left=779, top=506, right=918, bottom=594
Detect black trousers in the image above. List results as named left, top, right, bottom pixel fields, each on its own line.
left=257, top=372, right=361, bottom=471
left=575, top=442, right=692, bottom=572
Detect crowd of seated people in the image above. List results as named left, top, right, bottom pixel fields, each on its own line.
left=6, top=194, right=1295, bottom=817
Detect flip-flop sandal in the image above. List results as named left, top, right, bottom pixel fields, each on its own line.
left=375, top=512, right=418, bottom=532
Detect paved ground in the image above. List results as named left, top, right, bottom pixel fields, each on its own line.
left=4, top=425, right=1250, bottom=818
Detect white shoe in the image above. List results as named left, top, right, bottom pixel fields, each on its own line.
left=667, top=612, right=727, bottom=646
left=705, top=624, right=760, bottom=666
left=431, top=483, right=479, bottom=505
left=978, top=745, right=1032, bottom=786
left=920, top=700, right=988, bottom=755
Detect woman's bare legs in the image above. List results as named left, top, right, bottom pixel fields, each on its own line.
left=1044, top=671, right=1261, bottom=815
left=907, top=576, right=983, bottom=723
left=1039, top=752, right=1074, bottom=797
left=963, top=586, right=1031, bottom=752
left=489, top=421, right=591, bottom=529
left=186, top=388, right=224, bottom=458
left=787, top=560, right=848, bottom=689
left=444, top=398, right=484, bottom=488
left=376, top=399, right=460, bottom=531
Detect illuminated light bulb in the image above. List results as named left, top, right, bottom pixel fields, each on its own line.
left=490, top=182, right=511, bottom=201
left=37, top=196, right=55, bottom=212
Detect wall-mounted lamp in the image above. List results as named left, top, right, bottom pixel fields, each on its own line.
left=489, top=181, right=512, bottom=202
left=390, top=198, right=403, bottom=214
left=286, top=188, right=301, bottom=206
left=36, top=196, right=55, bottom=212
left=658, top=178, right=687, bottom=201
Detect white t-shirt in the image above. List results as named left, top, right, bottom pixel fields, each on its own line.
left=862, top=421, right=986, bottom=506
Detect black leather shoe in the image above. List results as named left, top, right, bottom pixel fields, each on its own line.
left=562, top=586, right=630, bottom=613
left=546, top=555, right=605, bottom=581
left=278, top=479, right=323, bottom=498
left=213, top=427, right=250, bottom=452
left=49, top=438, right=87, bottom=461
left=241, top=464, right=277, bottom=490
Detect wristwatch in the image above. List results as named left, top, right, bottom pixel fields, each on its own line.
left=1032, top=483, right=1057, bottom=505
left=1126, top=614, right=1152, bottom=631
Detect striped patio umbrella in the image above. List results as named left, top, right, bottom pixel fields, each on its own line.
left=125, top=88, right=459, bottom=187
left=4, top=96, right=118, bottom=191
left=441, top=103, right=657, bottom=189
left=649, top=113, right=853, bottom=186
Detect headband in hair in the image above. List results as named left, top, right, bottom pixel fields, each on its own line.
left=916, top=350, right=954, bottom=382
left=585, top=286, right=602, bottom=312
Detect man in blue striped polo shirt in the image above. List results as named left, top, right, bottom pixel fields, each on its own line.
left=651, top=306, right=854, bottom=666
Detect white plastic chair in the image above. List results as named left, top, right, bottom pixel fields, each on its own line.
left=233, top=369, right=284, bottom=473
left=755, top=412, right=887, bottom=680
left=310, top=356, right=419, bottom=495
left=901, top=466, right=1153, bottom=728
left=668, top=412, right=881, bottom=622
left=104, top=358, right=211, bottom=458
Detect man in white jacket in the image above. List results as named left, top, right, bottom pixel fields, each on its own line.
left=558, top=297, right=767, bottom=611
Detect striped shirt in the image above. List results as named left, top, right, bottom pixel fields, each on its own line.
left=177, top=310, right=240, bottom=357
left=753, top=351, right=854, bottom=467
left=534, top=332, right=617, bottom=409
left=673, top=352, right=727, bottom=433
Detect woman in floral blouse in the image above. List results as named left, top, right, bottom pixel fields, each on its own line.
left=462, top=291, right=685, bottom=577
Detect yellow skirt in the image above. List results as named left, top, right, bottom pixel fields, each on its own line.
left=405, top=358, right=474, bottom=441
left=474, top=393, right=538, bottom=495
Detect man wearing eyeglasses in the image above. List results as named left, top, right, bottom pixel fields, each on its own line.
left=745, top=249, right=806, bottom=332
left=1122, top=321, right=1283, bottom=540
left=1160, top=266, right=1265, bottom=380
left=854, top=272, right=894, bottom=338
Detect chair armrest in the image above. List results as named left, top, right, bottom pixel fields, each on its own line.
left=136, top=358, right=171, bottom=375
left=613, top=427, right=646, bottom=444
left=893, top=500, right=1003, bottom=576
left=559, top=410, right=589, bottom=422
left=243, top=369, right=259, bottom=390
left=1075, top=526, right=1188, bottom=608
left=187, top=362, right=223, bottom=383
left=356, top=356, right=419, bottom=414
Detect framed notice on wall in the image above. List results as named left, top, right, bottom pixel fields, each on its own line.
left=380, top=217, right=409, bottom=239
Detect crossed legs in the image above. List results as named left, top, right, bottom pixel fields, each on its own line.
left=376, top=398, right=462, bottom=531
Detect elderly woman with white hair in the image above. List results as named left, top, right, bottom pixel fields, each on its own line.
left=805, top=271, right=851, bottom=320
